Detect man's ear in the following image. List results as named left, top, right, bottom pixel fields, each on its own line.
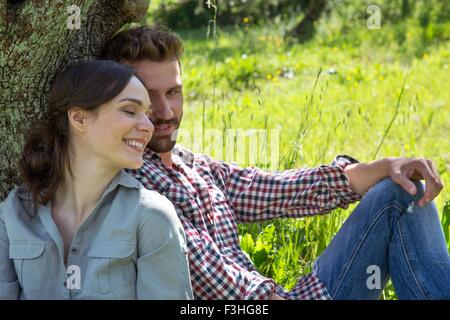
left=67, top=107, right=89, bottom=133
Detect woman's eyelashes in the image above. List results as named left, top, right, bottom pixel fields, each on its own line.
left=122, top=106, right=137, bottom=115
left=123, top=106, right=152, bottom=117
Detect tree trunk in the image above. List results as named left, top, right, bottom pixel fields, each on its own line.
left=291, top=0, right=327, bottom=42
left=401, top=0, right=410, bottom=17
left=0, top=0, right=150, bottom=200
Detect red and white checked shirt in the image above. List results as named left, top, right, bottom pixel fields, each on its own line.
left=128, top=145, right=362, bottom=300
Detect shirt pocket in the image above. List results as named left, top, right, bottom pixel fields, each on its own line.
left=86, top=242, right=136, bottom=294
left=9, top=241, right=46, bottom=296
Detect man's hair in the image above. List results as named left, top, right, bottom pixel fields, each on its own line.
left=101, top=25, right=184, bottom=63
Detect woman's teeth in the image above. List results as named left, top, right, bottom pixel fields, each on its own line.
left=124, top=139, right=144, bottom=149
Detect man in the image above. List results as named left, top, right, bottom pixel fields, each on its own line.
left=101, top=26, right=449, bottom=299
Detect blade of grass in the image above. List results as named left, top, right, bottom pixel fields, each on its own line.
left=373, top=67, right=411, bottom=159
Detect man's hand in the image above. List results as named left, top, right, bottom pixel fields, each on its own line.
left=385, top=157, right=443, bottom=207
left=344, top=157, right=443, bottom=206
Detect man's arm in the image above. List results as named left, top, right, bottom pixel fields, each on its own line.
left=207, top=155, right=443, bottom=223
left=206, top=155, right=363, bottom=223
left=344, top=159, right=389, bottom=196
left=345, top=157, right=443, bottom=206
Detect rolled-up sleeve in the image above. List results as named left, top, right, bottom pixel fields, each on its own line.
left=136, top=191, right=193, bottom=300
left=0, top=202, right=20, bottom=299
left=209, top=155, right=363, bottom=223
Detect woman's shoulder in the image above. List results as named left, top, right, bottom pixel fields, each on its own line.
left=0, top=186, right=33, bottom=216
left=135, top=186, right=180, bottom=226
left=114, top=171, right=174, bottom=213
left=137, top=185, right=170, bottom=202
left=134, top=187, right=185, bottom=248
left=0, top=187, right=39, bottom=241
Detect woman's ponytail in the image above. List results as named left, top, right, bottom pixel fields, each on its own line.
left=18, top=121, right=66, bottom=207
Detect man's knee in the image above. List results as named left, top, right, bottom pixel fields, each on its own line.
left=367, top=177, right=424, bottom=207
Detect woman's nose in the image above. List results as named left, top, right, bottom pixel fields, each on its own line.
left=138, top=115, right=154, bottom=134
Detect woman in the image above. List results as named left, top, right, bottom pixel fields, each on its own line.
left=0, top=60, right=193, bottom=299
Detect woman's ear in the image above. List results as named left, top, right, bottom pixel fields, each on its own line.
left=67, top=107, right=89, bottom=133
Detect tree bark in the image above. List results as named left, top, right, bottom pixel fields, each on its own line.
left=0, top=0, right=150, bottom=200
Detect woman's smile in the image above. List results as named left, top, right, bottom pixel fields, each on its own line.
left=123, top=138, right=146, bottom=152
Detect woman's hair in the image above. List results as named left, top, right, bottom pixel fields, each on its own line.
left=18, top=60, right=136, bottom=207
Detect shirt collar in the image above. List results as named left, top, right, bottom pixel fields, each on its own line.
left=104, top=169, right=141, bottom=192
left=17, top=169, right=140, bottom=216
left=144, top=144, right=195, bottom=168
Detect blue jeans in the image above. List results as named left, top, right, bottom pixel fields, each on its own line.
left=315, top=177, right=450, bottom=299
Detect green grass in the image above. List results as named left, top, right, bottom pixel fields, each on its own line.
left=170, top=18, right=450, bottom=299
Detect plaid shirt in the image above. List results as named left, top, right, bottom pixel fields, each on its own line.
left=128, top=145, right=362, bottom=300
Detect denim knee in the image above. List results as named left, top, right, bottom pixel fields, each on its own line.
left=368, top=177, right=425, bottom=210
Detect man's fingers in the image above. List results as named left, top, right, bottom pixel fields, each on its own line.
left=392, top=158, right=443, bottom=207
left=392, top=171, right=417, bottom=195
left=426, top=159, right=444, bottom=197
left=415, top=159, right=439, bottom=206
left=427, top=160, right=443, bottom=187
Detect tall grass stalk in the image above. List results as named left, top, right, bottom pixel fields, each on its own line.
left=373, top=67, right=411, bottom=159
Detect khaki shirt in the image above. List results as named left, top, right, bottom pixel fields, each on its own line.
left=0, top=170, right=193, bottom=300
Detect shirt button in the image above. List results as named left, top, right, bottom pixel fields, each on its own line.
left=71, top=248, right=78, bottom=253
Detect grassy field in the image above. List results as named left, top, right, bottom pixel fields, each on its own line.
left=167, top=17, right=449, bottom=299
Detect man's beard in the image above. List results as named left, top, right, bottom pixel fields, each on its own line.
left=147, top=133, right=178, bottom=153
left=147, top=116, right=181, bottom=153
